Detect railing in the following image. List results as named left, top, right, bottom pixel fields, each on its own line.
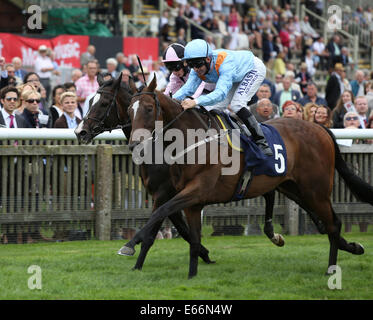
left=0, top=129, right=372, bottom=243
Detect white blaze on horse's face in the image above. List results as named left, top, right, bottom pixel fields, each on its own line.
left=132, top=100, right=140, bottom=119
left=92, top=93, right=101, bottom=107
left=74, top=120, right=84, bottom=135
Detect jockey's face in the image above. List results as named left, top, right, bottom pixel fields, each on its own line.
left=191, top=57, right=210, bottom=77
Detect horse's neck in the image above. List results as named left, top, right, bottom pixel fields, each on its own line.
left=118, top=87, right=133, bottom=125
left=159, top=94, right=183, bottom=124
left=159, top=94, right=216, bottom=132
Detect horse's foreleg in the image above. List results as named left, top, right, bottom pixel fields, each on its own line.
left=184, top=206, right=203, bottom=279
left=119, top=191, right=172, bottom=257
left=118, top=218, right=163, bottom=258
left=136, top=179, right=211, bottom=278
left=263, top=190, right=284, bottom=247
left=132, top=219, right=164, bottom=270
left=169, top=210, right=215, bottom=264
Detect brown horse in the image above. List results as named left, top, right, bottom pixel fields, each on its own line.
left=75, top=74, right=216, bottom=270
left=125, top=76, right=372, bottom=278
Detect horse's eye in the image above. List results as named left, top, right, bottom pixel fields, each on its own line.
left=146, top=106, right=153, bottom=113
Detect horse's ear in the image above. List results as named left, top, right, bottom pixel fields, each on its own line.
left=129, top=76, right=137, bottom=93
left=147, top=73, right=157, bottom=92
left=113, top=72, right=122, bottom=89
left=97, top=73, right=105, bottom=87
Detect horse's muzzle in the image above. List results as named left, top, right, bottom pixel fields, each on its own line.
left=75, top=128, right=92, bottom=144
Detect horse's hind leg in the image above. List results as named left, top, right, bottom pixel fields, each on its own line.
left=263, top=190, right=284, bottom=247
left=169, top=210, right=215, bottom=264
left=184, top=206, right=203, bottom=279
left=303, top=199, right=364, bottom=274
left=331, top=209, right=364, bottom=257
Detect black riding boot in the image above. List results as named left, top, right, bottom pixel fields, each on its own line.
left=236, top=107, right=273, bottom=157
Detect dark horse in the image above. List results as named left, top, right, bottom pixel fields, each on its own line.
left=75, top=74, right=215, bottom=270
left=125, top=76, right=372, bottom=278
left=75, top=74, right=282, bottom=268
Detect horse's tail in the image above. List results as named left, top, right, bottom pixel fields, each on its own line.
left=323, top=126, right=373, bottom=205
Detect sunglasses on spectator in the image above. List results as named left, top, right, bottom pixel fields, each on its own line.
left=346, top=116, right=359, bottom=121
left=165, top=61, right=184, bottom=72
left=5, top=97, right=18, bottom=101
left=26, top=99, right=41, bottom=104
left=185, top=58, right=206, bottom=69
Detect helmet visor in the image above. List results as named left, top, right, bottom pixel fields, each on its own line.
left=185, top=58, right=205, bottom=69
left=164, top=61, right=184, bottom=72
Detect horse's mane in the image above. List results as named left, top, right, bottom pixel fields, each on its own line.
left=156, top=90, right=184, bottom=114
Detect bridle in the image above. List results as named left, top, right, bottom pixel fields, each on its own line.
left=84, top=82, right=130, bottom=134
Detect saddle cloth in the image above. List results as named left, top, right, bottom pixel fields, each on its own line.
left=214, top=110, right=287, bottom=177
left=212, top=110, right=287, bottom=201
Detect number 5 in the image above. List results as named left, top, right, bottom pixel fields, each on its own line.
left=274, top=144, right=285, bottom=174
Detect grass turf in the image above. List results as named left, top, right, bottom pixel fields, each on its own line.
left=0, top=230, right=372, bottom=300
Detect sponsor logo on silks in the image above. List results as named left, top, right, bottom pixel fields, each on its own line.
left=237, top=70, right=258, bottom=96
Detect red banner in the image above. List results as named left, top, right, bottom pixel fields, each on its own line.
left=123, top=37, right=159, bottom=71
left=0, top=33, right=89, bottom=68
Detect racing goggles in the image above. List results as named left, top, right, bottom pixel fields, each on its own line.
left=164, top=61, right=184, bottom=72
left=185, top=58, right=206, bottom=69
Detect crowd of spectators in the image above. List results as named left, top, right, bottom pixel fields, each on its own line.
left=1, top=1, right=373, bottom=138
left=1, top=1, right=373, bottom=244
left=158, top=0, right=373, bottom=136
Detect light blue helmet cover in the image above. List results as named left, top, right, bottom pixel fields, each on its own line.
left=183, top=39, right=212, bottom=60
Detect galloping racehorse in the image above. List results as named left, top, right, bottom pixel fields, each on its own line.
left=125, top=76, right=372, bottom=278
left=75, top=74, right=215, bottom=270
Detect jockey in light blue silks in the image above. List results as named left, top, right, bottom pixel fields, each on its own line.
left=173, top=39, right=273, bottom=157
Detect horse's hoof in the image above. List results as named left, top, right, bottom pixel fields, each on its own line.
left=117, top=245, right=135, bottom=256
left=132, top=266, right=142, bottom=271
left=200, top=254, right=216, bottom=264
left=271, top=233, right=285, bottom=247
left=204, top=259, right=216, bottom=264
left=352, top=242, right=364, bottom=255
left=325, top=270, right=333, bottom=276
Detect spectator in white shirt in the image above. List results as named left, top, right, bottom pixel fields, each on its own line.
left=34, top=45, right=54, bottom=101
left=300, top=15, right=319, bottom=40
left=311, top=37, right=328, bottom=69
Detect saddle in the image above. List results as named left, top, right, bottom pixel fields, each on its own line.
left=207, top=109, right=288, bottom=201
